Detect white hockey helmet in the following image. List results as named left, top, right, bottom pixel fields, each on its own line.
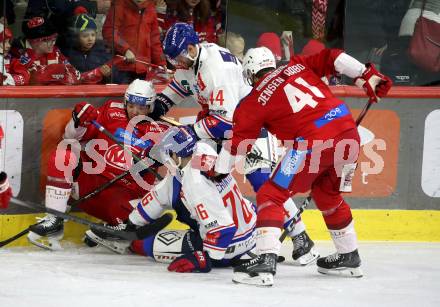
left=124, top=79, right=156, bottom=108
left=242, top=47, right=276, bottom=85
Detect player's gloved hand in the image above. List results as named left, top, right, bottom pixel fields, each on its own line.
left=72, top=102, right=99, bottom=128
left=167, top=251, right=212, bottom=273
left=354, top=63, right=393, bottom=103
left=0, top=172, right=12, bottom=209
left=196, top=106, right=209, bottom=122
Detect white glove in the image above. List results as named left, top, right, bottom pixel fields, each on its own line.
left=2, top=72, right=15, bottom=85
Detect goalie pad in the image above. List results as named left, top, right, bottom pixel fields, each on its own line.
left=149, top=229, right=202, bottom=263
left=243, top=131, right=278, bottom=175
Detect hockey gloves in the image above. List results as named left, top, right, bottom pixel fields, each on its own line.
left=354, top=63, right=392, bottom=103
left=72, top=102, right=99, bottom=128
left=0, top=172, right=12, bottom=209
left=167, top=251, right=212, bottom=273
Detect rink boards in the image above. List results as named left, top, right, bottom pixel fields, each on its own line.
left=0, top=85, right=439, bottom=245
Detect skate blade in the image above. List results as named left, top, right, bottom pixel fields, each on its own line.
left=27, top=231, right=63, bottom=251
left=232, top=272, right=274, bottom=287
left=317, top=266, right=363, bottom=278
left=292, top=248, right=320, bottom=266
left=85, top=230, right=129, bottom=255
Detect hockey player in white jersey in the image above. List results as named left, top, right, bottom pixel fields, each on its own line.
left=147, top=22, right=318, bottom=265
left=87, top=133, right=312, bottom=272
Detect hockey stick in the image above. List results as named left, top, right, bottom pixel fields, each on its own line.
left=159, top=116, right=182, bottom=127
left=279, top=100, right=375, bottom=243
left=10, top=198, right=173, bottom=241
left=0, top=170, right=131, bottom=247
left=115, top=55, right=175, bottom=74
left=91, top=120, right=163, bottom=181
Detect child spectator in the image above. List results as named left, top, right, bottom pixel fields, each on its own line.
left=62, top=14, right=122, bottom=84
left=23, top=0, right=111, bottom=50
left=11, top=16, right=81, bottom=85
left=102, top=0, right=166, bottom=83
left=0, top=23, right=30, bottom=85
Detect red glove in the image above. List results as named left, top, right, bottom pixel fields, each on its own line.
left=80, top=67, right=103, bottom=84
left=72, top=102, right=99, bottom=128
left=354, top=63, right=393, bottom=103
left=196, top=106, right=209, bottom=122
left=167, top=251, right=212, bottom=273
left=0, top=172, right=12, bottom=209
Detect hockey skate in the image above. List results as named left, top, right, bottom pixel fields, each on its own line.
left=291, top=231, right=319, bottom=266
left=27, top=214, right=64, bottom=251
left=232, top=253, right=277, bottom=287
left=317, top=249, right=363, bottom=278
left=84, top=220, right=136, bottom=254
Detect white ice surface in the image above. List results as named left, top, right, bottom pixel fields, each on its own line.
left=1, top=242, right=439, bottom=307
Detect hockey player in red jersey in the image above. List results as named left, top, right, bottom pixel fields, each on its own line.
left=0, top=125, right=12, bottom=209
left=27, top=79, right=169, bottom=250
left=216, top=47, right=392, bottom=286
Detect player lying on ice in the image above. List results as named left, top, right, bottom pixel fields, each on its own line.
left=214, top=47, right=392, bottom=286
left=86, top=134, right=317, bottom=272
left=27, top=79, right=170, bottom=250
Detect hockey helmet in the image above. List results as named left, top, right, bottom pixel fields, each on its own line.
left=242, top=47, right=276, bottom=85
left=125, top=79, right=156, bottom=108
left=162, top=22, right=199, bottom=66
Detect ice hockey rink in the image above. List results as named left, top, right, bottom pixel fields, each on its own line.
left=1, top=241, right=439, bottom=307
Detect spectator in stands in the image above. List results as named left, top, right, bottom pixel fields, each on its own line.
left=381, top=0, right=440, bottom=86
left=103, top=0, right=166, bottom=83
left=11, top=16, right=81, bottom=85
left=62, top=14, right=123, bottom=84
left=218, top=31, right=245, bottom=61
left=160, top=0, right=222, bottom=43
left=256, top=32, right=283, bottom=62
left=0, top=23, right=30, bottom=85
left=24, top=0, right=111, bottom=50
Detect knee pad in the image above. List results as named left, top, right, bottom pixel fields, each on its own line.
left=256, top=182, right=290, bottom=228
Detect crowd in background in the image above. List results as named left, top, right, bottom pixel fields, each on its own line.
left=0, top=0, right=438, bottom=86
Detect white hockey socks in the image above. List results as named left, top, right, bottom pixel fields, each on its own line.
left=329, top=220, right=358, bottom=254
left=255, top=227, right=282, bottom=255
left=45, top=185, right=71, bottom=213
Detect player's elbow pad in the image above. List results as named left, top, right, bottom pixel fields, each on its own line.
left=149, top=93, right=175, bottom=120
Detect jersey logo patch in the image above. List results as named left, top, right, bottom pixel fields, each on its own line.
left=104, top=144, right=136, bottom=170
left=205, top=117, right=219, bottom=128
